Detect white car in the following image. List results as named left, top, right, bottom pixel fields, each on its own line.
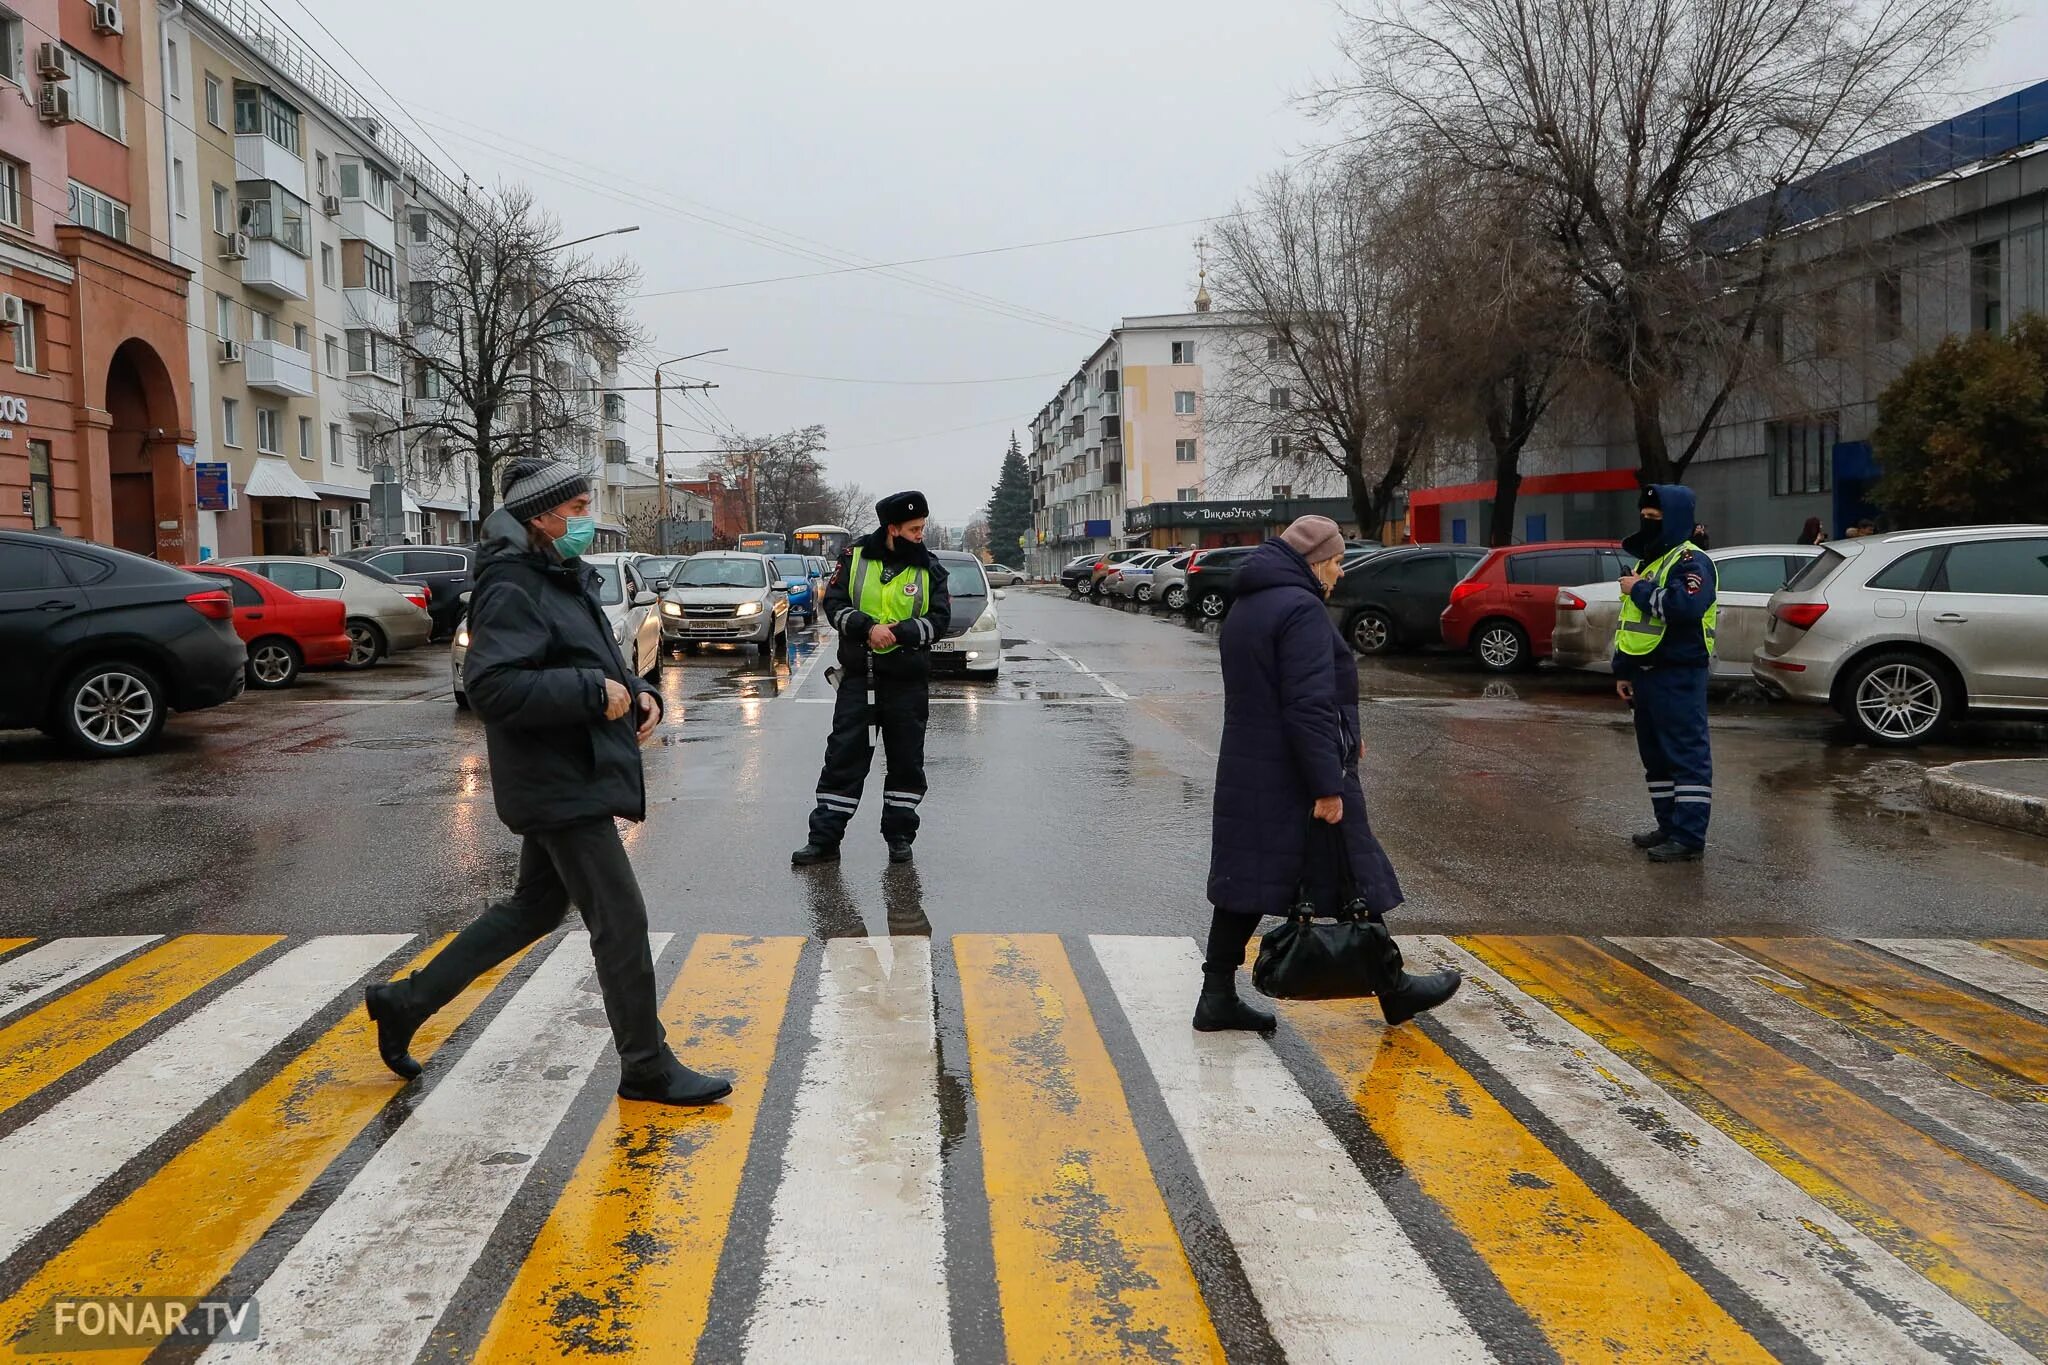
left=932, top=551, right=1003, bottom=679
left=451, top=553, right=663, bottom=711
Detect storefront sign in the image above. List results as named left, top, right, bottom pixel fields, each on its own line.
left=0, top=394, right=26, bottom=441
left=1126, top=498, right=1352, bottom=533
left=178, top=443, right=197, bottom=468
left=1082, top=519, right=1112, bottom=538
left=195, top=462, right=230, bottom=511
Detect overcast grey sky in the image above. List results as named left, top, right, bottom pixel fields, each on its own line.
left=301, top=0, right=2045, bottom=527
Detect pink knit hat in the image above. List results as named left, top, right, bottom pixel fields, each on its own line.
left=1279, top=514, right=1345, bottom=565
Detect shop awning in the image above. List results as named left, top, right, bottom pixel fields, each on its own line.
left=416, top=496, right=473, bottom=514
left=402, top=490, right=423, bottom=516
left=306, top=482, right=370, bottom=502
left=244, top=457, right=319, bottom=502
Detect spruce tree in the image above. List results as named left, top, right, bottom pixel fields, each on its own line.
left=984, top=432, right=1034, bottom=568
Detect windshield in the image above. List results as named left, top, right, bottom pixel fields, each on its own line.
left=638, top=557, right=682, bottom=581
left=674, top=558, right=767, bottom=589
left=772, top=555, right=809, bottom=577
left=944, top=561, right=988, bottom=596
left=588, top=564, right=625, bottom=604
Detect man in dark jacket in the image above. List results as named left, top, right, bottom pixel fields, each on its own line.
left=363, top=457, right=729, bottom=1107
left=1613, top=483, right=1718, bottom=863
left=792, top=490, right=951, bottom=867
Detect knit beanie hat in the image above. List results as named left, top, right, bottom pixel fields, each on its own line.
left=1280, top=514, right=1345, bottom=565
left=501, top=457, right=590, bottom=522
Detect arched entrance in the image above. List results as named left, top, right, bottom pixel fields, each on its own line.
left=104, top=338, right=185, bottom=559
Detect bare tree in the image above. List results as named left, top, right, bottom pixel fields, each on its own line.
left=395, top=184, right=645, bottom=516
left=826, top=481, right=873, bottom=532
left=707, top=426, right=833, bottom=536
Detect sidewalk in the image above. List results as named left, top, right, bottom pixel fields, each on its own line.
left=1924, top=758, right=2048, bottom=837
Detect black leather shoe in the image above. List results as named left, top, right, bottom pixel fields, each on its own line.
left=1193, top=986, right=1278, bottom=1034
left=887, top=839, right=914, bottom=865
left=1630, top=828, right=1667, bottom=849
left=618, top=1054, right=733, bottom=1107
left=1647, top=840, right=1704, bottom=863
left=364, top=981, right=423, bottom=1081
left=791, top=842, right=840, bottom=866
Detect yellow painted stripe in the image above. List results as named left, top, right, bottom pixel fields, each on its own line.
left=0, top=938, right=30, bottom=957
left=1734, top=938, right=2048, bottom=1102
left=1464, top=936, right=2048, bottom=1353
left=0, top=934, right=524, bottom=1365
left=957, top=934, right=1224, bottom=1364
left=1282, top=996, right=1773, bottom=1363
left=1988, top=940, right=2048, bottom=973
left=0, top=935, right=277, bottom=1117
left=475, top=935, right=804, bottom=1364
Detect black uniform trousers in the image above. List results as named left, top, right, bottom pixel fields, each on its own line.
left=395, top=817, right=668, bottom=1077
left=808, top=662, right=930, bottom=845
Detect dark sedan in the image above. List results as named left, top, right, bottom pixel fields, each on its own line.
left=1327, top=544, right=1489, bottom=654
left=350, top=545, right=478, bottom=640
left=1182, top=545, right=1260, bottom=620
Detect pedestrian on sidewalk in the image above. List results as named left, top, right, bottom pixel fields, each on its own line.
left=364, top=458, right=730, bottom=1107
left=792, top=491, right=951, bottom=867
left=1615, top=484, right=1718, bottom=863
left=1200, top=515, right=1460, bottom=1032
left=1797, top=516, right=1826, bottom=546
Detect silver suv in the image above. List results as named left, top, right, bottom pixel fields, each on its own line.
left=1754, top=525, right=2048, bottom=744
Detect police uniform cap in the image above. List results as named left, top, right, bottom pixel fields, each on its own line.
left=876, top=490, right=930, bottom=526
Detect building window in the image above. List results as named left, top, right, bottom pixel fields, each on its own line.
left=324, top=334, right=339, bottom=377
left=1768, top=416, right=1837, bottom=496
left=328, top=422, right=343, bottom=466
left=315, top=152, right=328, bottom=193
left=172, top=160, right=187, bottom=218
left=166, top=40, right=178, bottom=96
left=1268, top=387, right=1292, bottom=409
left=12, top=301, right=36, bottom=372
left=1272, top=485, right=1294, bottom=499
left=0, top=11, right=22, bottom=85
left=233, top=83, right=301, bottom=156
left=1970, top=241, right=2002, bottom=333
left=70, top=53, right=125, bottom=141
left=212, top=183, right=231, bottom=235
left=293, top=323, right=308, bottom=351
left=1173, top=390, right=1195, bottom=415
left=412, top=358, right=444, bottom=400
left=204, top=74, right=222, bottom=128
left=251, top=310, right=275, bottom=343
left=348, top=244, right=395, bottom=298
left=409, top=210, right=430, bottom=245
left=1811, top=288, right=1840, bottom=359
left=0, top=157, right=22, bottom=229
left=320, top=244, right=335, bottom=288
left=1270, top=435, right=1291, bottom=460
left=67, top=181, right=129, bottom=243
left=1875, top=271, right=1903, bottom=343
left=1175, top=439, right=1197, bottom=463
left=216, top=293, right=236, bottom=342
left=221, top=398, right=241, bottom=448
left=298, top=415, right=313, bottom=462
left=238, top=181, right=310, bottom=255
left=1178, top=487, right=1201, bottom=502
left=409, top=280, right=438, bottom=327
left=27, top=439, right=51, bottom=527
left=1171, top=340, right=1195, bottom=364
left=256, top=407, right=281, bottom=454
left=1266, top=337, right=1283, bottom=360
left=354, top=431, right=372, bottom=472
left=337, top=160, right=391, bottom=212
left=346, top=329, right=398, bottom=379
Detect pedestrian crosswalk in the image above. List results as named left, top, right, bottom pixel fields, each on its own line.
left=0, top=930, right=2043, bottom=1363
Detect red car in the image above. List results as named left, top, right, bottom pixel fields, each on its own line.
left=1439, top=540, right=1629, bottom=672
left=184, top=563, right=353, bottom=689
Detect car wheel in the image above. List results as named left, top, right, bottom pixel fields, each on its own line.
left=342, top=619, right=385, bottom=670
left=1843, top=651, right=1954, bottom=746
left=453, top=689, right=470, bottom=712
left=680, top=642, right=700, bottom=656
left=1196, top=590, right=1227, bottom=620
left=1163, top=585, right=1187, bottom=611
left=58, top=661, right=166, bottom=758
left=1089, top=579, right=1105, bottom=600
left=246, top=638, right=302, bottom=689
left=1349, top=609, right=1396, bottom=656
left=1473, top=620, right=1530, bottom=672
left=1135, top=584, right=1153, bottom=604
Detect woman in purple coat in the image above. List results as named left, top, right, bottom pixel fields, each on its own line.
left=1199, top=516, right=1461, bottom=1032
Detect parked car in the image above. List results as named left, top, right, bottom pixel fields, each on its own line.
left=1059, top=554, right=1101, bottom=597
left=932, top=550, right=1003, bottom=679
left=185, top=563, right=352, bottom=689
left=1328, top=544, right=1489, bottom=655
left=350, top=545, right=477, bottom=640
left=1183, top=545, right=1261, bottom=620
left=451, top=552, right=662, bottom=710
left=1150, top=552, right=1197, bottom=611
left=769, top=553, right=821, bottom=627
left=218, top=556, right=433, bottom=668
left=1, top=531, right=246, bottom=757
left=1439, top=540, right=1629, bottom=672
left=635, top=555, right=691, bottom=592
left=1551, top=545, right=1824, bottom=680
left=983, top=563, right=1024, bottom=588
left=1104, top=550, right=1177, bottom=603
left=1086, top=548, right=1156, bottom=599
left=658, top=552, right=789, bottom=655
left=1753, top=525, right=2048, bottom=745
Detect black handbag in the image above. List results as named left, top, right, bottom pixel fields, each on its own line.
left=1252, top=821, right=1385, bottom=1001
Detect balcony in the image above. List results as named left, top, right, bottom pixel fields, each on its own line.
left=234, top=135, right=305, bottom=193
left=344, top=378, right=396, bottom=421
left=238, top=237, right=308, bottom=301
left=339, top=196, right=396, bottom=249
left=1100, top=416, right=1121, bottom=442
left=343, top=287, right=398, bottom=335
left=245, top=339, right=315, bottom=398
left=605, top=439, right=630, bottom=465
left=1103, top=459, right=1123, bottom=485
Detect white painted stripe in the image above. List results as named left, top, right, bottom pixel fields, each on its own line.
left=1862, top=939, right=2048, bottom=1018
left=1091, top=936, right=1486, bottom=1364
left=1423, top=936, right=2035, bottom=1364
left=0, top=936, right=158, bottom=1023
left=206, top=933, right=665, bottom=1364
left=0, top=934, right=408, bottom=1262
left=785, top=638, right=827, bottom=697
left=1037, top=640, right=1130, bottom=700
left=746, top=937, right=949, bottom=1363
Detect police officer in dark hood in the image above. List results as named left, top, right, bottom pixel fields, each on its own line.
left=1614, top=483, right=1718, bottom=863
left=792, top=491, right=951, bottom=866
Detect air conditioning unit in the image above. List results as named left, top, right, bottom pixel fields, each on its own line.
left=321, top=194, right=341, bottom=217
left=35, top=43, right=68, bottom=79
left=37, top=85, right=72, bottom=125
left=0, top=295, right=23, bottom=329
left=219, top=338, right=244, bottom=364
left=90, top=1, right=123, bottom=35
left=220, top=232, right=250, bottom=261
left=320, top=507, right=341, bottom=531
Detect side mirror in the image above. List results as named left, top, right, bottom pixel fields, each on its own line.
left=633, top=590, right=657, bottom=607
left=651, top=578, right=671, bottom=592
left=771, top=583, right=789, bottom=594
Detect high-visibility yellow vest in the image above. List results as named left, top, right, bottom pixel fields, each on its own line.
left=1616, top=542, right=1718, bottom=657
left=850, top=549, right=929, bottom=655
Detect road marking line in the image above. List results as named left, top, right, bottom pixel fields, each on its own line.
left=1424, top=936, right=2034, bottom=1364
left=206, top=933, right=665, bottom=1364
left=1864, top=939, right=2048, bottom=1021
left=957, top=933, right=1221, bottom=1364
left=1090, top=935, right=1485, bottom=1364
left=476, top=934, right=804, bottom=1364
left=1989, top=941, right=2048, bottom=973
left=784, top=639, right=825, bottom=697
left=0, top=935, right=278, bottom=1121
left=0, top=936, right=158, bottom=1025
left=746, top=937, right=950, bottom=1363
left=1736, top=937, right=2048, bottom=1089
left=0, top=935, right=408, bottom=1263
left=1036, top=641, right=1130, bottom=700
left=1465, top=935, right=2048, bottom=1354
left=1620, top=937, right=2048, bottom=1193
left=0, top=934, right=523, bottom=1365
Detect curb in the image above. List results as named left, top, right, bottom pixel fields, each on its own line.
left=1924, top=761, right=2048, bottom=838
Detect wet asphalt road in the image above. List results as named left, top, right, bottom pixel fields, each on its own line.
left=3, top=587, right=2044, bottom=940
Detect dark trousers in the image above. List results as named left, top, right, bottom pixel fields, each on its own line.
left=1203, top=908, right=1262, bottom=990
left=1632, top=665, right=1713, bottom=849
left=398, top=818, right=667, bottom=1076
left=808, top=667, right=929, bottom=845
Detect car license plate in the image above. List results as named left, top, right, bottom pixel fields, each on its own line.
left=934, top=639, right=961, bottom=652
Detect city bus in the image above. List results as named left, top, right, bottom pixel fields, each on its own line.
left=791, top=524, right=852, bottom=562
left=735, top=531, right=787, bottom=555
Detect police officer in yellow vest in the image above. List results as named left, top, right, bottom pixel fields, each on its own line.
left=1614, top=484, right=1718, bottom=863
left=793, top=491, right=952, bottom=866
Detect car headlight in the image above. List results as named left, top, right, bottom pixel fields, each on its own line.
left=661, top=600, right=683, bottom=617
left=454, top=624, right=470, bottom=648
left=735, top=600, right=762, bottom=618
left=974, top=604, right=998, bottom=632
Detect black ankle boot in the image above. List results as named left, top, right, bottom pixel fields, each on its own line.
left=1630, top=828, right=1667, bottom=849
left=1358, top=920, right=1461, bottom=1026
left=791, top=841, right=840, bottom=867
left=1193, top=977, right=1278, bottom=1034
left=364, top=981, right=423, bottom=1081
left=618, top=1049, right=733, bottom=1107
